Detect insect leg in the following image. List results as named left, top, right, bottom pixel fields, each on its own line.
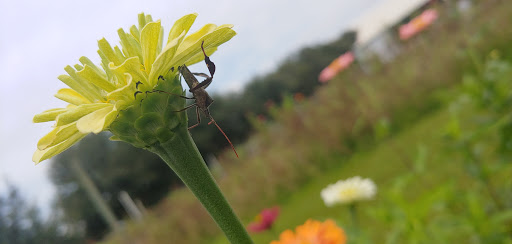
left=190, top=41, right=216, bottom=92
left=190, top=77, right=213, bottom=92
left=188, top=106, right=202, bottom=130
left=134, top=91, right=142, bottom=99
left=134, top=81, right=145, bottom=99
left=151, top=89, right=194, bottom=100
left=192, top=72, right=210, bottom=79
left=174, top=103, right=197, bottom=112
left=201, top=40, right=216, bottom=77
left=208, top=118, right=239, bottom=158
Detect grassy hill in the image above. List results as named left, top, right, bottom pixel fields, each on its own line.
left=217, top=87, right=512, bottom=243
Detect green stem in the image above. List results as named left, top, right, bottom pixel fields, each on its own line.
left=148, top=126, right=253, bottom=244
left=349, top=203, right=359, bottom=233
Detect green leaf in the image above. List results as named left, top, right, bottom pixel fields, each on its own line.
left=109, top=120, right=138, bottom=137
left=140, top=90, right=169, bottom=114
left=134, top=112, right=164, bottom=134
left=156, top=127, right=175, bottom=143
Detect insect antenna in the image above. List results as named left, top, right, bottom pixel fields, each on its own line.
left=208, top=119, right=239, bottom=158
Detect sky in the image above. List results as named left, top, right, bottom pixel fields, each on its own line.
left=0, top=0, right=384, bottom=213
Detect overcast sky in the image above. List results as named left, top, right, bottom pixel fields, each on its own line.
left=0, top=0, right=383, bottom=213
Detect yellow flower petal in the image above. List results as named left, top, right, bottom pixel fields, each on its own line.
left=56, top=103, right=112, bottom=126
left=79, top=56, right=106, bottom=76
left=54, top=88, right=91, bottom=105
left=58, top=73, right=102, bottom=103
left=33, top=132, right=87, bottom=164
left=33, top=108, right=68, bottom=123
left=98, top=38, right=124, bottom=66
left=76, top=105, right=117, bottom=133
left=172, top=25, right=236, bottom=66
left=109, top=56, right=147, bottom=87
left=107, top=73, right=136, bottom=105
left=138, top=13, right=151, bottom=30
left=37, top=122, right=79, bottom=150
left=76, top=64, right=116, bottom=93
left=130, top=25, right=141, bottom=42
left=167, top=13, right=197, bottom=45
left=178, top=24, right=218, bottom=52
left=140, top=20, right=162, bottom=76
left=184, top=46, right=218, bottom=67
left=118, top=28, right=143, bottom=61
left=148, top=31, right=186, bottom=84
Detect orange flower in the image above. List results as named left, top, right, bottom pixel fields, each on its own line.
left=270, top=219, right=346, bottom=244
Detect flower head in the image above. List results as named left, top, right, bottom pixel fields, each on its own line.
left=320, top=176, right=376, bottom=206
left=247, top=206, right=279, bottom=233
left=32, top=13, right=236, bottom=163
left=270, top=219, right=346, bottom=244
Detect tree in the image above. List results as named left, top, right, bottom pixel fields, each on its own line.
left=0, top=184, right=83, bottom=244
left=50, top=133, right=181, bottom=240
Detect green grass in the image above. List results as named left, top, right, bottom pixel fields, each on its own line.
left=212, top=102, right=454, bottom=243
left=214, top=90, right=511, bottom=243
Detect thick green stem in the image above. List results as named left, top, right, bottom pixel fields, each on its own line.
left=148, top=126, right=253, bottom=244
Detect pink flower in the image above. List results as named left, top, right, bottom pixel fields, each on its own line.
left=318, top=52, right=354, bottom=83
left=247, top=206, right=280, bottom=232
left=399, top=9, right=438, bottom=40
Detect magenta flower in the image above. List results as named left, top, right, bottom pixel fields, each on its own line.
left=247, top=206, right=280, bottom=233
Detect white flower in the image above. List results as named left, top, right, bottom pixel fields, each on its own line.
left=321, top=176, right=377, bottom=206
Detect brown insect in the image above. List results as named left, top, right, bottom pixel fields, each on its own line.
left=137, top=41, right=238, bottom=158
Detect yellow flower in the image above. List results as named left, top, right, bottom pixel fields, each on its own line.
left=33, top=13, right=236, bottom=163
left=270, top=219, right=347, bottom=244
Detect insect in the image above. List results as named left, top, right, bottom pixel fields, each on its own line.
left=136, top=41, right=238, bottom=158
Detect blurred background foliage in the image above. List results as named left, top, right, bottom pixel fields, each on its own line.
left=3, top=0, right=512, bottom=243
left=0, top=184, right=83, bottom=243
left=187, top=30, right=357, bottom=155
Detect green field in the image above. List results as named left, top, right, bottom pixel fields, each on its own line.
left=217, top=89, right=512, bottom=243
